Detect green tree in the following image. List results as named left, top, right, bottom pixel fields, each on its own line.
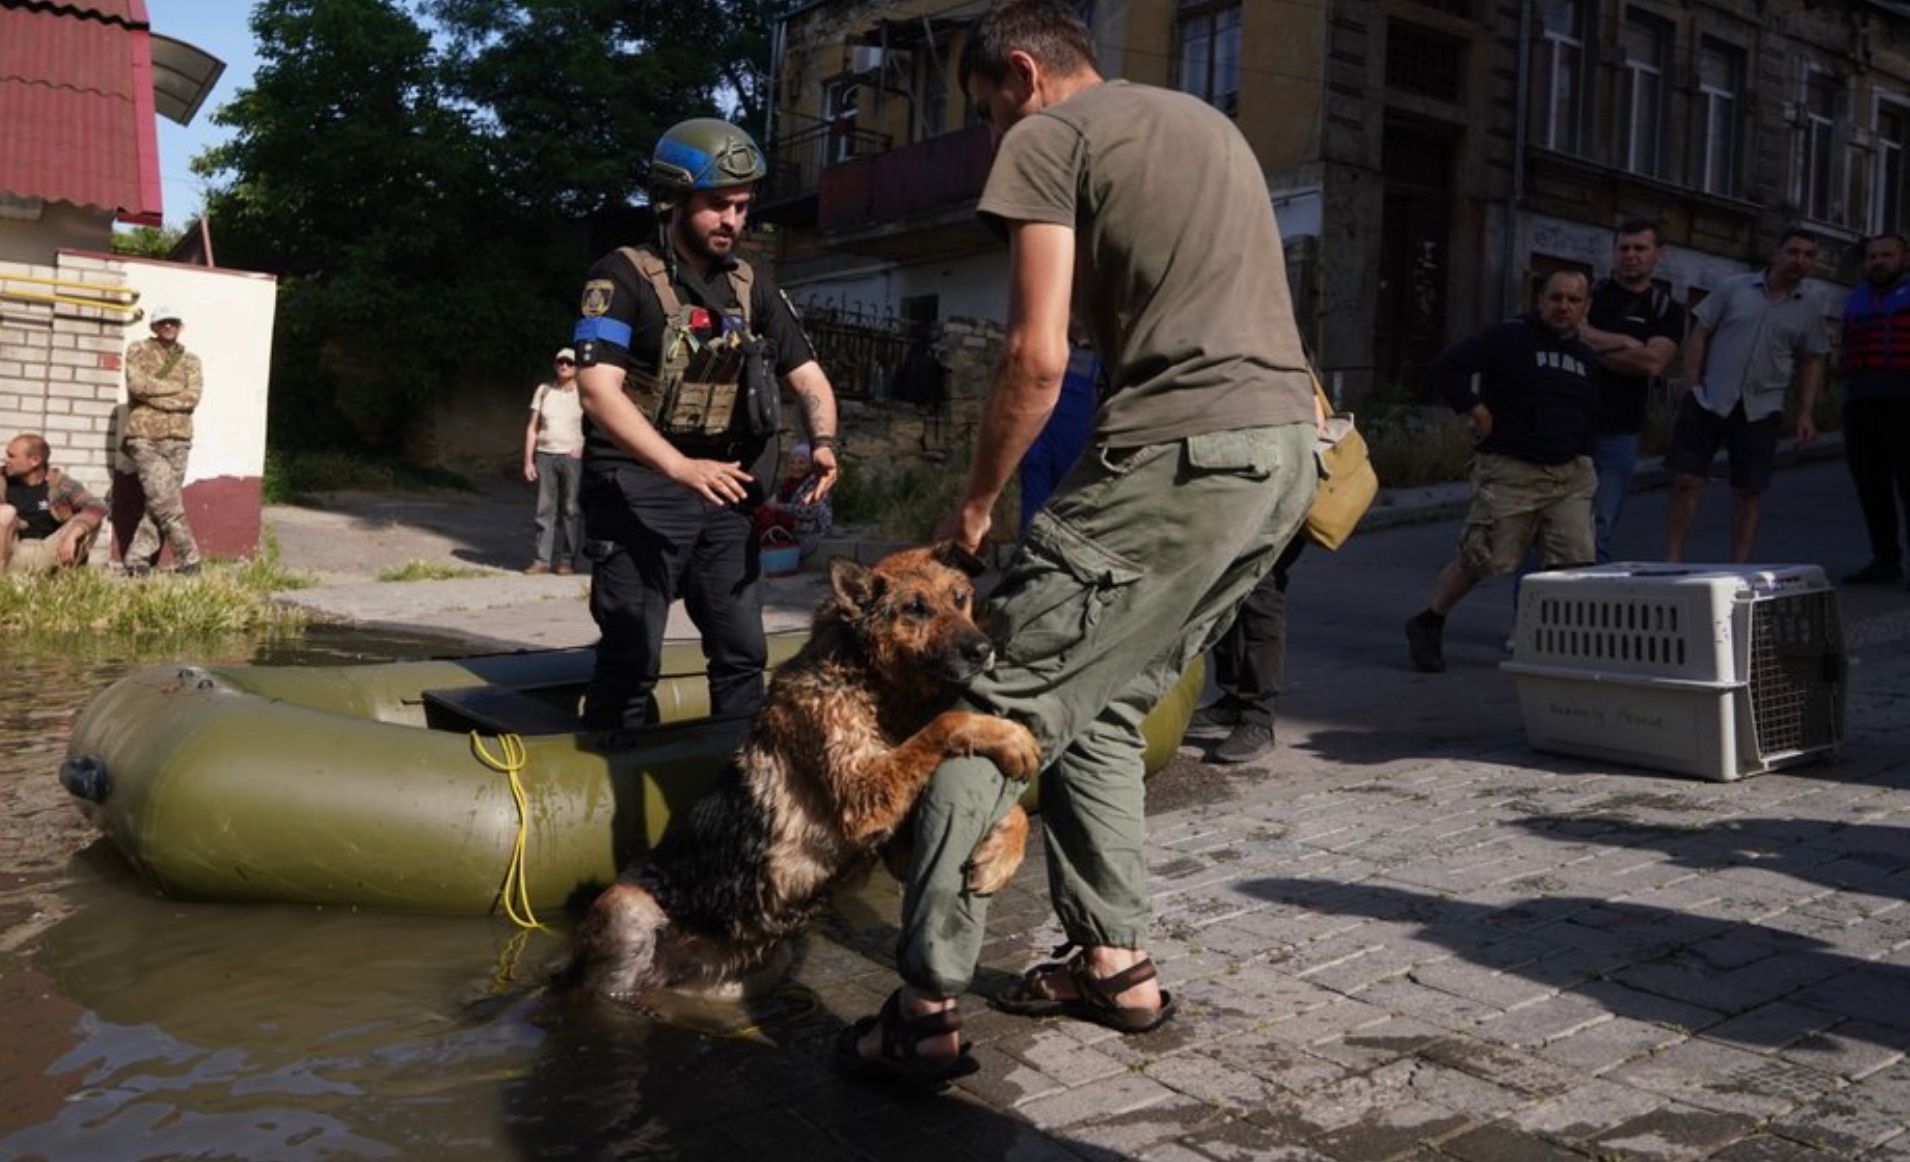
left=427, top=0, right=779, bottom=215
left=112, top=225, right=184, bottom=259
left=195, top=0, right=777, bottom=454
left=197, top=0, right=571, bottom=449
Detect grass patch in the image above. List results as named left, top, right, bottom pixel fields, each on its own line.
left=376, top=559, right=489, bottom=582
left=0, top=565, right=306, bottom=637
left=224, top=526, right=317, bottom=591
left=264, top=448, right=472, bottom=504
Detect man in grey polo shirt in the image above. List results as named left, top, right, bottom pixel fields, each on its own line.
left=1665, top=228, right=1829, bottom=562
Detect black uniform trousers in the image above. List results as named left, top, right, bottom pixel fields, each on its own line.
left=1210, top=536, right=1305, bottom=728
left=1845, top=396, right=1910, bottom=569
left=580, top=460, right=767, bottom=730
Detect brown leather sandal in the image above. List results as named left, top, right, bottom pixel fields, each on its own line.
left=833, top=990, right=980, bottom=1092
left=992, top=943, right=1177, bottom=1034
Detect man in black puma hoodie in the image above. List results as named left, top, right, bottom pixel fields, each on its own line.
left=1405, top=270, right=1601, bottom=673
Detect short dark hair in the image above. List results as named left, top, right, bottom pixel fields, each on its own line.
left=1615, top=219, right=1663, bottom=246
left=1538, top=269, right=1590, bottom=298
left=1777, top=226, right=1819, bottom=248
left=958, top=0, right=1097, bottom=89
left=12, top=432, right=49, bottom=466
left=1865, top=231, right=1908, bottom=251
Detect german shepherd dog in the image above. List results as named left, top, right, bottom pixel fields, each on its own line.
left=556, top=543, right=1041, bottom=1001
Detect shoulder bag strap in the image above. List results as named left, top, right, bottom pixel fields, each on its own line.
left=727, top=258, right=754, bottom=329
left=618, top=245, right=682, bottom=317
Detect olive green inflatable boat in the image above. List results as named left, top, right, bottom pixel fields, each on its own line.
left=60, top=635, right=1202, bottom=915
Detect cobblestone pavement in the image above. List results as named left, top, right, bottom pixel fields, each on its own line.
left=526, top=633, right=1909, bottom=1162
left=273, top=460, right=1910, bottom=1160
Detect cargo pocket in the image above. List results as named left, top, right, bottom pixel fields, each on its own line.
left=993, top=511, right=1145, bottom=675
left=1184, top=429, right=1277, bottom=480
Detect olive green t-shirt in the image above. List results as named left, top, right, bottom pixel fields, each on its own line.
left=977, top=80, right=1315, bottom=446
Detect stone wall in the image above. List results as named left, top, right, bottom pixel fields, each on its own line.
left=825, top=314, right=998, bottom=474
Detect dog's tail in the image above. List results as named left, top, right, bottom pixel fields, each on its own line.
left=548, top=882, right=670, bottom=999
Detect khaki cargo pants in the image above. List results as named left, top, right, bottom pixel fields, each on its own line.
left=125, top=437, right=201, bottom=568
left=1458, top=452, right=1595, bottom=577
left=897, top=422, right=1317, bottom=997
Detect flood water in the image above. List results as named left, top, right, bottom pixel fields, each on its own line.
left=0, top=627, right=911, bottom=1162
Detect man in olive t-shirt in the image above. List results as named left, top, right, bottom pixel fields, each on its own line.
left=839, top=0, right=1318, bottom=1089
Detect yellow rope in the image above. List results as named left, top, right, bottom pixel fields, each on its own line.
left=471, top=731, right=549, bottom=931
left=468, top=730, right=818, bottom=1032
left=489, top=927, right=535, bottom=994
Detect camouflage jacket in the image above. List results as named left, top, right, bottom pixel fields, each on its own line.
left=123, top=338, right=204, bottom=442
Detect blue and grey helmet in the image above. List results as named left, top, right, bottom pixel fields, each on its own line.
left=649, top=118, right=767, bottom=210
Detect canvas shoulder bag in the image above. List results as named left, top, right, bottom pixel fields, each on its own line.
left=1303, top=371, right=1378, bottom=550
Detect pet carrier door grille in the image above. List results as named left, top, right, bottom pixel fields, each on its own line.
left=1748, top=590, right=1844, bottom=758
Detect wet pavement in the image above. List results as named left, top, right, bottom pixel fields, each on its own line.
left=6, top=445, right=1909, bottom=1160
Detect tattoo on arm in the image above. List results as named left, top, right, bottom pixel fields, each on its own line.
left=796, top=386, right=828, bottom=439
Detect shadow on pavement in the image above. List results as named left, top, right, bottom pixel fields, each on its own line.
left=1507, top=813, right=1910, bottom=903
left=1240, top=877, right=1910, bottom=1055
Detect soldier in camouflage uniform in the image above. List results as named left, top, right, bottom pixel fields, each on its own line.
left=121, top=306, right=203, bottom=575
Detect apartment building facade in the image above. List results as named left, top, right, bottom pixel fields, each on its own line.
left=759, top=0, right=1910, bottom=399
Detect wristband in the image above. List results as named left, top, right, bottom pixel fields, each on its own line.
left=810, top=435, right=841, bottom=451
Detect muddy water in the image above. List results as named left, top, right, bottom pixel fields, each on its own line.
left=0, top=628, right=889, bottom=1162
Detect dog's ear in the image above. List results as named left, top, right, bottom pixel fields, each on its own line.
left=929, top=540, right=988, bottom=578
left=828, top=556, right=880, bottom=611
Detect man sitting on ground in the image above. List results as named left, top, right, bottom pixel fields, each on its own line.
left=2, top=434, right=106, bottom=574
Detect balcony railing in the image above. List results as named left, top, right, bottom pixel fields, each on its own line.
left=762, top=122, right=893, bottom=208
left=818, top=121, right=997, bottom=234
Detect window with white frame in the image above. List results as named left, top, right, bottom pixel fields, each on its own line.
left=1695, top=38, right=1743, bottom=197
left=1536, top=0, right=1586, bottom=154
left=1799, top=65, right=1846, bottom=224
left=1621, top=10, right=1671, bottom=177
left=824, top=80, right=861, bottom=163
left=1876, top=98, right=1910, bottom=233
left=1177, top=0, right=1241, bottom=115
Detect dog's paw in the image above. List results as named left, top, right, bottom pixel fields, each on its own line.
left=964, top=806, right=1030, bottom=894
left=959, top=716, right=1042, bottom=782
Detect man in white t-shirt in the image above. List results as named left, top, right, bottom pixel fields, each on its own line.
left=522, top=347, right=586, bottom=574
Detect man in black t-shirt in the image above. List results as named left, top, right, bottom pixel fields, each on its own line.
left=2, top=433, right=105, bottom=574
left=1576, top=220, right=1687, bottom=563
left=1405, top=271, right=1602, bottom=672
left=569, top=118, right=840, bottom=730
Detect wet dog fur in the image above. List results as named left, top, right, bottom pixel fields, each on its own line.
left=555, top=543, right=1040, bottom=1001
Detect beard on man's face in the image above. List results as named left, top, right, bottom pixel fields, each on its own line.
left=678, top=218, right=737, bottom=263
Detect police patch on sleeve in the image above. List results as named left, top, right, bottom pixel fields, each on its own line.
left=580, top=279, right=615, bottom=318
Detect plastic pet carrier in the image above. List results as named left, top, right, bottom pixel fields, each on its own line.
left=1501, top=564, right=1845, bottom=781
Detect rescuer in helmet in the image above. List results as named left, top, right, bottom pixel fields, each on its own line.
left=570, top=117, right=842, bottom=730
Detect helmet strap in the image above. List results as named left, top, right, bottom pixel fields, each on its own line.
left=659, top=209, right=685, bottom=281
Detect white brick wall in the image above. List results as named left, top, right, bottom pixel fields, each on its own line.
left=0, top=254, right=129, bottom=498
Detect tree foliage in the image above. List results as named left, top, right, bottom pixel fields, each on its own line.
left=195, top=0, right=775, bottom=453
left=112, top=225, right=184, bottom=259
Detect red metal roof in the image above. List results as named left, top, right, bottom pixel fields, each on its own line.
left=0, top=0, right=163, bottom=226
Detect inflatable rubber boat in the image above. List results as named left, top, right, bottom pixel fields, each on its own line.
left=59, top=635, right=1202, bottom=915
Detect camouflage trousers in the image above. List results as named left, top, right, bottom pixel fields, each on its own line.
left=125, top=438, right=200, bottom=567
